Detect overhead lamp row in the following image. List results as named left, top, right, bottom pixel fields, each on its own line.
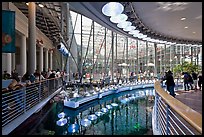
left=101, top=2, right=201, bottom=46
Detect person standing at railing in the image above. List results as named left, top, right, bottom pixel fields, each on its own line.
left=34, top=70, right=45, bottom=82
left=47, top=70, right=56, bottom=91
left=47, top=68, right=52, bottom=78
left=182, top=72, right=189, bottom=91
left=3, top=70, right=11, bottom=80
left=191, top=71, right=198, bottom=90
left=21, top=71, right=31, bottom=84
left=163, top=70, right=176, bottom=97
left=197, top=73, right=202, bottom=91
left=187, top=72, right=194, bottom=90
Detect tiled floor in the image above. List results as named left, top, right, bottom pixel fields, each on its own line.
left=175, top=89, right=202, bottom=114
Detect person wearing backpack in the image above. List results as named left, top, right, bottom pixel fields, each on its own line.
left=187, top=72, right=193, bottom=90
left=182, top=72, right=189, bottom=91
left=191, top=71, right=198, bottom=90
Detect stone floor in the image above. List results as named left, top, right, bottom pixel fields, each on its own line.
left=175, top=89, right=202, bottom=114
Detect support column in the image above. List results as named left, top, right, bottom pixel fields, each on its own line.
left=183, top=45, right=185, bottom=64
left=145, top=41, right=148, bottom=73
left=104, top=28, right=106, bottom=79
left=111, top=31, right=114, bottom=81
left=28, top=2, right=36, bottom=74
left=170, top=45, right=172, bottom=71
left=61, top=3, right=64, bottom=71
left=160, top=45, right=162, bottom=74
left=126, top=37, right=128, bottom=79
left=80, top=14, right=83, bottom=83
left=154, top=43, right=158, bottom=77
left=39, top=46, right=43, bottom=72
left=45, top=48, right=48, bottom=71
left=6, top=53, right=12, bottom=74
left=20, top=34, right=26, bottom=76
left=92, top=21, right=95, bottom=80
left=190, top=46, right=193, bottom=63
left=136, top=40, right=139, bottom=76
left=199, top=46, right=202, bottom=66
left=196, top=47, right=199, bottom=66
left=49, top=50, right=53, bottom=70
left=180, top=45, right=183, bottom=64
left=12, top=53, right=16, bottom=71
left=164, top=44, right=166, bottom=69
left=65, top=3, right=70, bottom=81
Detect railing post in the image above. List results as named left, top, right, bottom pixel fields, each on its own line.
left=39, top=83, right=41, bottom=102
left=47, top=79, right=50, bottom=96
left=155, top=93, right=159, bottom=130
left=23, top=86, right=26, bottom=113
left=53, top=79, right=55, bottom=93
left=176, top=78, right=179, bottom=91
left=166, top=104, right=170, bottom=135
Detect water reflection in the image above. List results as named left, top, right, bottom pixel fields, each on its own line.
left=31, top=88, right=155, bottom=135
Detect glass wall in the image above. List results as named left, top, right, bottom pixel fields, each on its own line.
left=69, top=10, right=202, bottom=83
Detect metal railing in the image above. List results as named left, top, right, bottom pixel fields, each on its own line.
left=2, top=77, right=63, bottom=128
left=154, top=81, right=202, bottom=135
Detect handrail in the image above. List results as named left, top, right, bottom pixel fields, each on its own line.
left=2, top=77, right=63, bottom=131
left=154, top=81, right=202, bottom=134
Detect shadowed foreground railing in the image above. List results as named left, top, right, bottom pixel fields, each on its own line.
left=153, top=81, right=202, bottom=135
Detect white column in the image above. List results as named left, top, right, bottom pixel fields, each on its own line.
left=45, top=48, right=48, bottom=71
left=160, top=46, right=162, bottom=74
left=20, top=34, right=27, bottom=76
left=199, top=46, right=202, bottom=66
left=49, top=50, right=53, bottom=70
left=6, top=53, right=12, bottom=74
left=12, top=53, right=15, bottom=71
left=39, top=46, right=43, bottom=72
left=28, top=2, right=36, bottom=74
left=154, top=43, right=157, bottom=77
left=145, top=41, right=148, bottom=73
left=180, top=45, right=183, bottom=64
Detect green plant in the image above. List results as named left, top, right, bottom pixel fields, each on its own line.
left=173, top=61, right=200, bottom=76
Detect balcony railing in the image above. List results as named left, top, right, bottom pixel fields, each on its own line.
left=153, top=81, right=202, bottom=135
left=2, top=77, right=63, bottom=128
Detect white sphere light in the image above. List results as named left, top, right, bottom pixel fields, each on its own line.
left=142, top=37, right=149, bottom=40
left=134, top=33, right=145, bottom=38
left=102, top=2, right=124, bottom=17
left=129, top=30, right=140, bottom=35
left=123, top=26, right=136, bottom=31
left=110, top=14, right=128, bottom=23
left=117, top=21, right=132, bottom=28
left=140, top=34, right=147, bottom=38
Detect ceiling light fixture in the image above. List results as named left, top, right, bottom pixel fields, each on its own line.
left=129, top=30, right=140, bottom=35
left=38, top=4, right=44, bottom=8
left=102, top=2, right=124, bottom=17
left=180, top=17, right=186, bottom=20
left=192, top=32, right=196, bottom=34
left=123, top=26, right=136, bottom=32
left=184, top=26, right=188, bottom=29
left=117, top=21, right=132, bottom=28
left=110, top=14, right=128, bottom=23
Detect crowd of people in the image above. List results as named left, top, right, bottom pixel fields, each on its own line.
left=2, top=68, right=202, bottom=94
left=2, top=68, right=66, bottom=92
left=161, top=70, right=202, bottom=97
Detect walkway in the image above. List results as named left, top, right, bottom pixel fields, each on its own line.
left=175, top=89, right=202, bottom=114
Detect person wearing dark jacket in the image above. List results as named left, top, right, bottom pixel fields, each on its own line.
left=192, top=71, right=198, bottom=90
left=182, top=72, right=189, bottom=91
left=187, top=73, right=193, bottom=90
left=198, top=73, right=202, bottom=90
left=163, top=70, right=175, bottom=97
